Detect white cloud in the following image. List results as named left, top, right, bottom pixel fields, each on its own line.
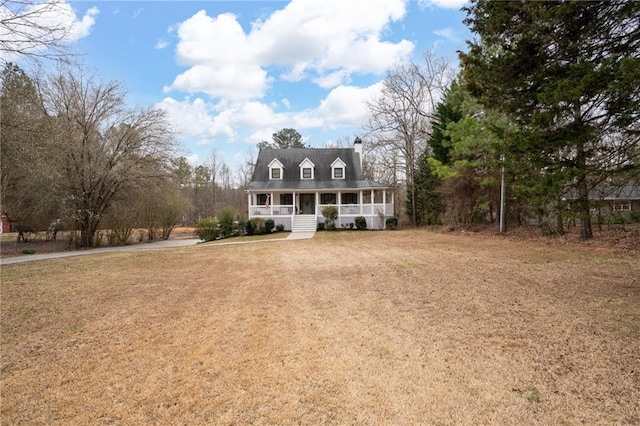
left=418, top=0, right=468, bottom=9
left=159, top=82, right=382, bottom=146
left=433, top=27, right=462, bottom=44
left=165, top=0, right=413, bottom=99
left=0, top=2, right=98, bottom=62
left=155, top=39, right=168, bottom=50
left=313, top=69, right=350, bottom=89
left=165, top=63, right=270, bottom=100
left=158, top=97, right=236, bottom=139
left=248, top=128, right=277, bottom=145
left=315, top=82, right=384, bottom=127
left=71, top=6, right=99, bottom=39
left=165, top=11, right=271, bottom=99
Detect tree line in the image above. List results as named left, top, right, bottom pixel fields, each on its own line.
left=364, top=1, right=639, bottom=240
left=0, top=63, right=257, bottom=247
left=2, top=1, right=637, bottom=243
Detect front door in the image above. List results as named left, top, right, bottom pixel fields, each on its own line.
left=299, top=194, right=315, bottom=215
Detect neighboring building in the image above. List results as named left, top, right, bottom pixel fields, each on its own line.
left=246, top=138, right=395, bottom=232
left=1, top=214, right=9, bottom=234
left=560, top=184, right=640, bottom=223
left=590, top=184, right=640, bottom=222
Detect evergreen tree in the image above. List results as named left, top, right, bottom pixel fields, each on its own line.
left=257, top=128, right=307, bottom=149
left=408, top=84, right=463, bottom=225
left=463, top=0, right=640, bottom=239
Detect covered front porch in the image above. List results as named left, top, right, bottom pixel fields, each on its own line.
left=248, top=189, right=395, bottom=231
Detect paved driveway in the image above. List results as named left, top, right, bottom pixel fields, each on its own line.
left=0, top=239, right=202, bottom=265
left=0, top=232, right=315, bottom=265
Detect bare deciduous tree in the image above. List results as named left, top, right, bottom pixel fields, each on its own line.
left=235, top=150, right=255, bottom=190
left=0, top=0, right=91, bottom=63
left=39, top=66, right=177, bottom=247
left=0, top=62, right=57, bottom=231
left=365, top=52, right=453, bottom=226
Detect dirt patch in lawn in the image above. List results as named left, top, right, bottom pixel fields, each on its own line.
left=1, top=229, right=639, bottom=424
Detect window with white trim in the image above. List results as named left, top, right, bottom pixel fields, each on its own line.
left=341, top=192, right=358, bottom=204
left=331, top=158, right=346, bottom=180
left=280, top=193, right=293, bottom=205
left=256, top=193, right=268, bottom=205
left=268, top=158, right=284, bottom=180
left=614, top=201, right=632, bottom=211
left=299, top=158, right=315, bottom=179
left=321, top=193, right=337, bottom=204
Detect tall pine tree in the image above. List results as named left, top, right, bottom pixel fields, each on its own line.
left=463, top=0, right=640, bottom=239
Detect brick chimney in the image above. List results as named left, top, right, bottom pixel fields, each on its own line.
left=353, top=137, right=363, bottom=170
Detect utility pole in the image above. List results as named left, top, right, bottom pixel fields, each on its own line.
left=499, top=154, right=506, bottom=234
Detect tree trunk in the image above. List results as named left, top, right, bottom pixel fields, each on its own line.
left=577, top=178, right=593, bottom=240
left=555, top=197, right=565, bottom=235
left=576, top=142, right=593, bottom=240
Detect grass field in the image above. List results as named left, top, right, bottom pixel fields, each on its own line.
left=1, top=229, right=639, bottom=424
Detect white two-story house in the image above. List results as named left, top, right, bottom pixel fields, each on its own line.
left=246, top=138, right=395, bottom=232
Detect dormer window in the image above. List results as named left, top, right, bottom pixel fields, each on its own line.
left=299, top=158, right=315, bottom=179
left=331, top=158, right=346, bottom=180
left=268, top=158, right=284, bottom=180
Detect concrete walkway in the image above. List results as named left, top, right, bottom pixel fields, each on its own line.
left=286, top=231, right=316, bottom=240
left=0, top=231, right=315, bottom=265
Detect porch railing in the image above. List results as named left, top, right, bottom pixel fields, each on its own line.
left=318, top=203, right=394, bottom=216
left=250, top=203, right=394, bottom=217
left=250, top=204, right=294, bottom=216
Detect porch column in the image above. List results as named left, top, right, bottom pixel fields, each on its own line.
left=382, top=190, right=387, bottom=229
left=359, top=190, right=363, bottom=214
left=338, top=191, right=342, bottom=227
left=247, top=193, right=252, bottom=218
left=269, top=192, right=273, bottom=216
left=293, top=191, right=296, bottom=215
left=390, top=190, right=394, bottom=216
left=371, top=189, right=374, bottom=215
left=315, top=192, right=319, bottom=216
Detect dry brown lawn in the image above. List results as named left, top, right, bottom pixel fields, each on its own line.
left=1, top=229, right=639, bottom=425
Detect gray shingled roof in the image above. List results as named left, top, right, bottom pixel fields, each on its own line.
left=247, top=148, right=390, bottom=191
left=563, top=184, right=640, bottom=200
left=593, top=185, right=640, bottom=200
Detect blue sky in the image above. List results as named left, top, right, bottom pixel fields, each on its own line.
left=5, top=0, right=472, bottom=172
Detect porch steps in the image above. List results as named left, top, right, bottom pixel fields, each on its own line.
left=292, top=215, right=317, bottom=232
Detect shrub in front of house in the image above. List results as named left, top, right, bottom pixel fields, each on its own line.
left=250, top=217, right=266, bottom=235
left=322, top=205, right=338, bottom=231
left=195, top=218, right=220, bottom=242
left=265, top=218, right=275, bottom=233
left=275, top=223, right=285, bottom=232
left=385, top=216, right=398, bottom=229
left=217, top=206, right=235, bottom=238
left=317, top=222, right=325, bottom=231
left=236, top=214, right=247, bottom=235
left=355, top=216, right=367, bottom=230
